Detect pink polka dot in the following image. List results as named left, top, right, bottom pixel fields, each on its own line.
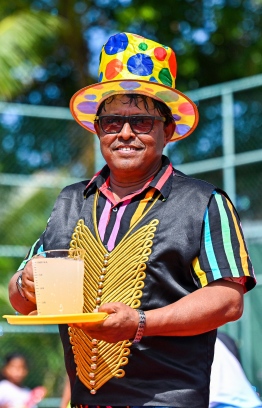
left=105, top=59, right=123, bottom=80
left=92, top=84, right=104, bottom=89
left=154, top=47, right=167, bottom=61
left=178, top=102, right=195, bottom=115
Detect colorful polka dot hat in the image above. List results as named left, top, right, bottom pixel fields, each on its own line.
left=70, top=32, right=199, bottom=142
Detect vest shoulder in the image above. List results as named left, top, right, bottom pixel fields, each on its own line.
left=173, top=169, right=216, bottom=192
left=59, top=180, right=90, bottom=197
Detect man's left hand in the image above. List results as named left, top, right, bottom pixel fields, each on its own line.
left=69, top=302, right=140, bottom=343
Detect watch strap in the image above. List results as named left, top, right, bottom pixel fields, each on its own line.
left=132, top=309, right=146, bottom=344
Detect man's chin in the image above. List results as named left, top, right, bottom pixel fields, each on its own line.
left=110, top=161, right=141, bottom=171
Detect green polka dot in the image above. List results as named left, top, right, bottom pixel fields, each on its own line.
left=158, top=68, right=173, bottom=87
left=138, top=42, right=148, bottom=51
left=102, top=90, right=115, bottom=98
left=155, top=90, right=179, bottom=102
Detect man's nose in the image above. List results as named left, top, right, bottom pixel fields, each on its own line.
left=117, top=121, right=135, bottom=139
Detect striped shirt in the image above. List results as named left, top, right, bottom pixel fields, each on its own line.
left=83, top=157, right=255, bottom=292
left=19, top=157, right=255, bottom=292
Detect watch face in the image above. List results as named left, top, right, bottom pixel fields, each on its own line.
left=18, top=275, right=22, bottom=286
left=16, top=274, right=25, bottom=298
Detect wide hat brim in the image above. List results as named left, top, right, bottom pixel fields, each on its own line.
left=70, top=79, right=199, bottom=142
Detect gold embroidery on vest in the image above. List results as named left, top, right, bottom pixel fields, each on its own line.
left=68, top=190, right=160, bottom=394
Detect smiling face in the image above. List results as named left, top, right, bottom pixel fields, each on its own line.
left=94, top=95, right=175, bottom=184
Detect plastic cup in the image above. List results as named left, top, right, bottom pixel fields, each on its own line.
left=32, top=249, right=85, bottom=316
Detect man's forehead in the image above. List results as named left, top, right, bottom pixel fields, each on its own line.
left=101, top=94, right=156, bottom=112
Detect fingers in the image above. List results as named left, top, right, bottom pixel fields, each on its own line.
left=21, top=261, right=36, bottom=304
left=69, top=303, right=139, bottom=343
left=28, top=310, right=38, bottom=315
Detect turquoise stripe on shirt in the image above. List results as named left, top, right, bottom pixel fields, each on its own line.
left=203, top=202, right=222, bottom=280
left=215, top=194, right=239, bottom=277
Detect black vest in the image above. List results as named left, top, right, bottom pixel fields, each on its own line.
left=43, top=171, right=217, bottom=407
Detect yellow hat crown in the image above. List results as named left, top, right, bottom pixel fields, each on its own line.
left=98, top=32, right=177, bottom=89
left=70, top=32, right=199, bottom=142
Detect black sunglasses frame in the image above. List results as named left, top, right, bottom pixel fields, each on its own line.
left=94, top=115, right=166, bottom=134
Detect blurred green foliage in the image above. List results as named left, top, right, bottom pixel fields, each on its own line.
left=117, top=0, right=262, bottom=89
left=0, top=0, right=262, bottom=105
left=0, top=330, right=65, bottom=397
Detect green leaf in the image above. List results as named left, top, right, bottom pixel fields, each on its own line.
left=0, top=10, right=66, bottom=100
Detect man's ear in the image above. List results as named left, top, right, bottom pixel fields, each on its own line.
left=94, top=121, right=100, bottom=138
left=164, top=121, right=176, bottom=145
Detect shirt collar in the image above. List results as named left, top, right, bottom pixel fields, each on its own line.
left=84, top=155, right=174, bottom=200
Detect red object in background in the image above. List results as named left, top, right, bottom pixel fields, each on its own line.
left=24, top=386, right=47, bottom=408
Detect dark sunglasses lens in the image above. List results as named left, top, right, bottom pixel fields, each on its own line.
left=101, top=117, right=124, bottom=133
left=100, top=116, right=154, bottom=134
left=130, top=116, right=153, bottom=133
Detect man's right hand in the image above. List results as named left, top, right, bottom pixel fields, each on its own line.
left=21, top=259, right=37, bottom=304
left=8, top=259, right=37, bottom=315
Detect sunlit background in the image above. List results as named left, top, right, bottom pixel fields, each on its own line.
left=0, top=0, right=262, bottom=405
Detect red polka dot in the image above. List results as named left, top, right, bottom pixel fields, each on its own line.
left=105, top=59, right=123, bottom=80
left=168, top=50, right=177, bottom=78
left=154, top=47, right=167, bottom=61
left=145, top=87, right=154, bottom=92
left=92, top=84, right=104, bottom=89
left=178, top=102, right=195, bottom=115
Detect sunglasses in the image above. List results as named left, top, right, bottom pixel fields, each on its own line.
left=94, top=115, right=166, bottom=134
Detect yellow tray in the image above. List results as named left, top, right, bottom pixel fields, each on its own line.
left=2, top=312, right=108, bottom=325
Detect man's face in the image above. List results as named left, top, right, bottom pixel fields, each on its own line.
left=94, top=95, right=174, bottom=181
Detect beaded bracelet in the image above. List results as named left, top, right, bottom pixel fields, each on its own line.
left=132, top=309, right=146, bottom=344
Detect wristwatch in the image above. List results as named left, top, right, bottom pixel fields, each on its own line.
left=132, top=309, right=146, bottom=344
left=16, top=273, right=26, bottom=298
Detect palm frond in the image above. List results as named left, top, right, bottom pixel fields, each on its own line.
left=0, top=10, right=66, bottom=100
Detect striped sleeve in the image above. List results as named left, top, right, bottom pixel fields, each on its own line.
left=17, top=234, right=45, bottom=271
left=191, top=191, right=256, bottom=292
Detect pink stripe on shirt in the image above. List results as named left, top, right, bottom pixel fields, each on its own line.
left=107, top=199, right=131, bottom=251
left=98, top=198, right=112, bottom=242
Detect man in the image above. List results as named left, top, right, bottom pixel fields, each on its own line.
left=8, top=32, right=256, bottom=408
